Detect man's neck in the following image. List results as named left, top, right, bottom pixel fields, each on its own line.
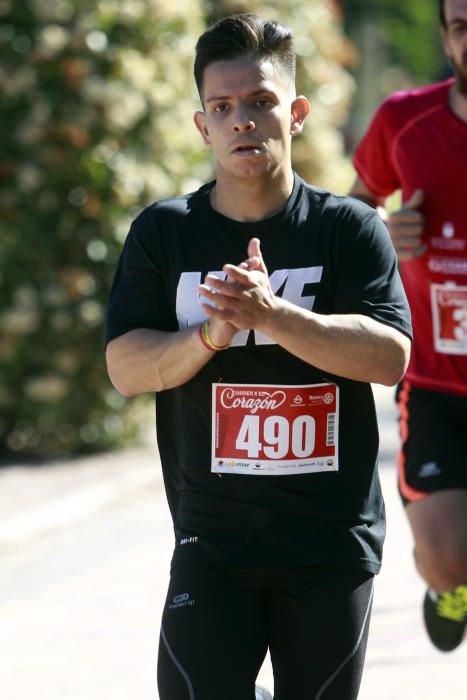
left=210, top=169, right=295, bottom=222
left=449, top=82, right=467, bottom=123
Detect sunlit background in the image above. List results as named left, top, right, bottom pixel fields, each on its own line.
left=0, top=0, right=448, bottom=460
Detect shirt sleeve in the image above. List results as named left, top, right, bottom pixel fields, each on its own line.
left=105, top=207, right=175, bottom=345
left=333, top=201, right=412, bottom=340
left=352, top=97, right=402, bottom=198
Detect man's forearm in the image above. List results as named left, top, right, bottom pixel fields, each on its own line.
left=106, top=326, right=216, bottom=396
left=259, top=298, right=410, bottom=386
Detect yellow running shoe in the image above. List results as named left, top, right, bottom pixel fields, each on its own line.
left=423, top=585, right=467, bottom=652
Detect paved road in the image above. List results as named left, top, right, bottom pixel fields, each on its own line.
left=0, top=386, right=465, bottom=699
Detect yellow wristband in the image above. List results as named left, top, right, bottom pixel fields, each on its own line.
left=200, top=320, right=230, bottom=351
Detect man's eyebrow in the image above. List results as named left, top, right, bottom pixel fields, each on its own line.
left=205, top=89, right=276, bottom=104
left=205, top=95, right=230, bottom=103
left=448, top=16, right=467, bottom=26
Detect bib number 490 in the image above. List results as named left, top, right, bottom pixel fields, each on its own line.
left=236, top=414, right=316, bottom=459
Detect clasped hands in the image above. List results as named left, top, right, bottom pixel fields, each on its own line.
left=198, top=237, right=276, bottom=340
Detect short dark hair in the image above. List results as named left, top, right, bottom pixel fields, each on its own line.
left=194, top=14, right=296, bottom=100
left=439, top=0, right=446, bottom=27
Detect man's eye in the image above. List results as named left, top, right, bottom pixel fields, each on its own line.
left=214, top=104, right=228, bottom=112
left=451, top=23, right=467, bottom=35
left=256, top=99, right=273, bottom=108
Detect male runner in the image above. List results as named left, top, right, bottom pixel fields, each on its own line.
left=106, top=14, right=411, bottom=699
left=349, top=0, right=467, bottom=653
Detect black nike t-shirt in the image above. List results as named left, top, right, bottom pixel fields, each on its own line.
left=106, top=174, right=412, bottom=573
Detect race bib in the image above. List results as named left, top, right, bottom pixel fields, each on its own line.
left=431, top=284, right=467, bottom=355
left=211, top=383, right=339, bottom=476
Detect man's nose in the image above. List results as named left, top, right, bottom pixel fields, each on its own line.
left=232, top=104, right=255, bottom=132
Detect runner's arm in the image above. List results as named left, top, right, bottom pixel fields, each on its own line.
left=201, top=289, right=410, bottom=387
left=348, top=175, right=385, bottom=209
left=199, top=239, right=411, bottom=387
left=349, top=176, right=426, bottom=260
left=106, top=250, right=264, bottom=397
left=256, top=302, right=410, bottom=387
left=106, top=318, right=235, bottom=397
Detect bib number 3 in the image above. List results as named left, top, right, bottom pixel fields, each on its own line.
left=431, top=283, right=467, bottom=355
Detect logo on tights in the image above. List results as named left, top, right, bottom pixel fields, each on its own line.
left=169, top=592, right=195, bottom=610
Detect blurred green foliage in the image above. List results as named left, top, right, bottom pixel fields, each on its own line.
left=0, top=0, right=354, bottom=458
left=0, top=0, right=206, bottom=457
left=342, top=0, right=445, bottom=84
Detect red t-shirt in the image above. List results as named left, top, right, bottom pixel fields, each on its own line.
left=353, top=79, right=467, bottom=395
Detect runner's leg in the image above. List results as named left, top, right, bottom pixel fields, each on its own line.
left=157, top=558, right=269, bottom=700
left=397, top=383, right=467, bottom=590
left=406, top=490, right=467, bottom=591
left=268, top=567, right=374, bottom=700
left=397, top=382, right=467, bottom=649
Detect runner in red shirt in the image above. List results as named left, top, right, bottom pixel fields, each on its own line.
left=349, top=0, right=467, bottom=652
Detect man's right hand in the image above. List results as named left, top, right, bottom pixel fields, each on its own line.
left=387, top=189, right=426, bottom=260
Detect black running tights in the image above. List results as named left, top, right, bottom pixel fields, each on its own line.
left=157, top=559, right=374, bottom=700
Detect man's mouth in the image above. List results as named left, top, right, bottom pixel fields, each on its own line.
left=232, top=143, right=262, bottom=154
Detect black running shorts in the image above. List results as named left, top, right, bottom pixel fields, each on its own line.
left=157, top=551, right=374, bottom=700
left=396, top=381, right=467, bottom=505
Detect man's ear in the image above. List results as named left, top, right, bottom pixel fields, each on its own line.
left=194, top=111, right=211, bottom=145
left=290, top=95, right=310, bottom=136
